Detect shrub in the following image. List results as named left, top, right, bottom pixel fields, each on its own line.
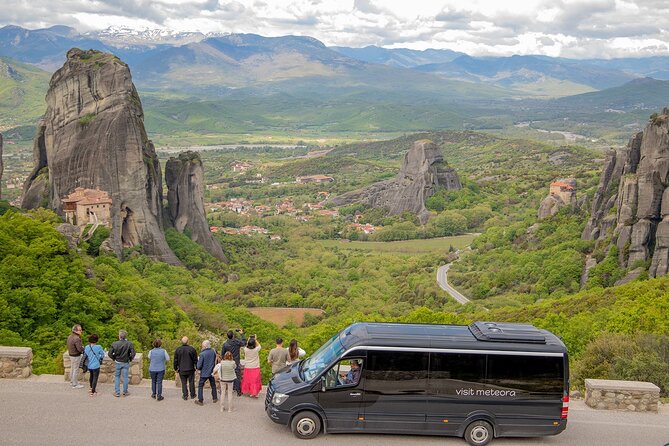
left=572, top=333, right=669, bottom=396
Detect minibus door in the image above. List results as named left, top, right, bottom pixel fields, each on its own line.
left=318, top=358, right=365, bottom=431
left=361, top=351, right=429, bottom=433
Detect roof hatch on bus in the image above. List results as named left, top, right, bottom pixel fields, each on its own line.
left=468, top=321, right=547, bottom=344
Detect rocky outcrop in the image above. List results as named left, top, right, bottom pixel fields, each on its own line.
left=583, top=108, right=669, bottom=277
left=165, top=151, right=226, bottom=261
left=538, top=178, right=576, bottom=219
left=21, top=49, right=179, bottom=264
left=328, top=139, right=461, bottom=224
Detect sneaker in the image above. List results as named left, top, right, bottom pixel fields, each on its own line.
left=190, top=395, right=196, bottom=399
left=151, top=394, right=156, bottom=399
left=73, top=384, right=84, bottom=389
left=213, top=398, right=218, bottom=403
left=122, top=391, right=130, bottom=396
left=157, top=396, right=164, bottom=401
left=194, top=400, right=204, bottom=406
left=114, top=393, right=120, bottom=397
left=182, top=395, right=188, bottom=401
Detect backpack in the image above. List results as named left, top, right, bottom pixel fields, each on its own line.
left=80, top=346, right=89, bottom=373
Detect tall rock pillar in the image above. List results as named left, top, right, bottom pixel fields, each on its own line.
left=21, top=49, right=179, bottom=264
left=165, top=151, right=227, bottom=262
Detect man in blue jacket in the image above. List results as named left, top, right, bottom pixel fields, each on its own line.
left=194, top=340, right=217, bottom=405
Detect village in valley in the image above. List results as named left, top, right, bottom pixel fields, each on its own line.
left=206, top=160, right=378, bottom=239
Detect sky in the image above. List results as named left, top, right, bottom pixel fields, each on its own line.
left=1, top=0, right=669, bottom=58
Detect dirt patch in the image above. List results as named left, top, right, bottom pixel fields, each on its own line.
left=247, top=307, right=325, bottom=327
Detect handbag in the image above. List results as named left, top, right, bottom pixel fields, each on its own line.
left=80, top=346, right=89, bottom=373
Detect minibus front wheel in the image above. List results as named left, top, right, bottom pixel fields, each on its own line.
left=464, top=420, right=493, bottom=446
left=291, top=411, right=322, bottom=439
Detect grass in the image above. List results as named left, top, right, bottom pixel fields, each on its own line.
left=317, top=234, right=477, bottom=254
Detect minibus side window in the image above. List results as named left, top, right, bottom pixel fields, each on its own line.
left=366, top=351, right=428, bottom=394
left=429, top=352, right=485, bottom=395
left=486, top=355, right=564, bottom=395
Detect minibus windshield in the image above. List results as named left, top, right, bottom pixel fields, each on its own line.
left=301, top=332, right=345, bottom=382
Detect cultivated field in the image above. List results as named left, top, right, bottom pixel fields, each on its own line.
left=317, top=235, right=476, bottom=254
left=247, top=307, right=325, bottom=327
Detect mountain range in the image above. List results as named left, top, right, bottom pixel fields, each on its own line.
left=2, top=24, right=669, bottom=144
left=4, top=24, right=669, bottom=93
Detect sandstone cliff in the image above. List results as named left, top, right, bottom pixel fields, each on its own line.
left=583, top=108, right=669, bottom=277
left=329, top=139, right=461, bottom=224
left=165, top=151, right=227, bottom=261
left=21, top=49, right=179, bottom=264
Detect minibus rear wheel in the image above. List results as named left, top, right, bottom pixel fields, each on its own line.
left=291, top=411, right=321, bottom=439
left=464, top=420, right=493, bottom=446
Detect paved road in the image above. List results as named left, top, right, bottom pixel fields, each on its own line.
left=437, top=263, right=470, bottom=304
left=1, top=378, right=668, bottom=445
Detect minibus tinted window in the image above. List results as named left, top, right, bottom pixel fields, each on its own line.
left=366, top=351, right=428, bottom=394
left=301, top=333, right=345, bottom=382
left=486, top=355, right=564, bottom=395
left=429, top=352, right=485, bottom=394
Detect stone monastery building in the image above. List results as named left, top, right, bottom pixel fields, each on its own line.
left=62, top=187, right=112, bottom=228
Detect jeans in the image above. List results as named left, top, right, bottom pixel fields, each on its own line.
left=179, top=371, right=195, bottom=398
left=197, top=375, right=217, bottom=402
left=233, top=363, right=242, bottom=394
left=69, top=355, right=82, bottom=386
left=150, top=370, right=165, bottom=397
left=89, top=368, right=100, bottom=393
left=114, top=362, right=130, bottom=395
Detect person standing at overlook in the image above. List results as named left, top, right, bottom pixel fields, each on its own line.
left=195, top=340, right=218, bottom=406
left=148, top=339, right=169, bottom=401
left=108, top=329, right=136, bottom=397
left=222, top=329, right=245, bottom=396
left=268, top=337, right=289, bottom=375
left=174, top=336, right=198, bottom=400
left=66, top=324, right=84, bottom=389
left=286, top=339, right=305, bottom=365
left=84, top=334, right=105, bottom=396
left=241, top=335, right=262, bottom=398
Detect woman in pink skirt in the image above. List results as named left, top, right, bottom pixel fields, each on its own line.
left=241, top=335, right=262, bottom=397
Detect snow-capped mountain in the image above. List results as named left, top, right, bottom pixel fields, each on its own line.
left=86, top=26, right=228, bottom=47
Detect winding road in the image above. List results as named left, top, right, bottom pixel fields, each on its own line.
left=437, top=263, right=470, bottom=305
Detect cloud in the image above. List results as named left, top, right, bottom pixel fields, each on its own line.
left=1, top=0, right=669, bottom=57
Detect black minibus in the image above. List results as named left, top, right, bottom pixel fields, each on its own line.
left=265, top=321, right=569, bottom=445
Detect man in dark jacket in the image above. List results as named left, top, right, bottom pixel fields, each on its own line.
left=66, top=324, right=84, bottom=388
left=222, top=329, right=245, bottom=396
left=195, top=340, right=217, bottom=405
left=108, top=330, right=136, bottom=397
left=174, top=336, right=198, bottom=400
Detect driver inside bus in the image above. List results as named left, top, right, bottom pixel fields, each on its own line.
left=344, top=359, right=361, bottom=384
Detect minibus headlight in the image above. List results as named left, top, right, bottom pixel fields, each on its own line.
left=272, top=392, right=289, bottom=406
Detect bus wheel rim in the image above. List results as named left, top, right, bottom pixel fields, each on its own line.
left=297, top=418, right=316, bottom=436
left=471, top=425, right=489, bottom=443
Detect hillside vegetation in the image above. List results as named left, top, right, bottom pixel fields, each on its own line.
left=0, top=58, right=49, bottom=129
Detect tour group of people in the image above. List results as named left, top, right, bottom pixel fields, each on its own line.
left=66, top=324, right=305, bottom=412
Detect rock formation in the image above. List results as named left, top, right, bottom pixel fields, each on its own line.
left=538, top=178, right=576, bottom=219
left=0, top=133, right=3, bottom=200
left=328, top=139, right=461, bottom=224
left=21, top=49, right=181, bottom=263
left=583, top=108, right=669, bottom=277
left=165, top=151, right=227, bottom=261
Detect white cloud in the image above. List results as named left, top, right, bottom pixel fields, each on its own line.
left=0, top=0, right=668, bottom=57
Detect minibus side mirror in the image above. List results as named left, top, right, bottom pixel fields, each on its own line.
left=320, top=376, right=326, bottom=392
